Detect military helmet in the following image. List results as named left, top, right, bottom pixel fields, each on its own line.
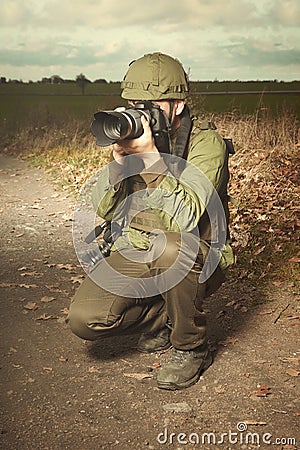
left=121, top=52, right=189, bottom=101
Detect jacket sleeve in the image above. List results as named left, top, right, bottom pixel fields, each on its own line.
left=91, top=155, right=128, bottom=221
left=139, top=129, right=228, bottom=232
left=91, top=129, right=228, bottom=232
left=187, top=129, right=228, bottom=192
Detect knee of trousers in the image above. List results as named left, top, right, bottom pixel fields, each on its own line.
left=67, top=277, right=138, bottom=340
left=68, top=296, right=139, bottom=340
left=68, top=295, right=166, bottom=340
left=67, top=299, right=97, bottom=340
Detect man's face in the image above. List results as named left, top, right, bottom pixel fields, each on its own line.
left=128, top=99, right=185, bottom=126
left=151, top=100, right=173, bottom=118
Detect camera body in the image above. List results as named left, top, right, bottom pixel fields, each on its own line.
left=90, top=101, right=171, bottom=153
left=82, top=221, right=122, bottom=267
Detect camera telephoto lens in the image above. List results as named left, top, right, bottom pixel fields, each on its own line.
left=91, top=111, right=131, bottom=146
left=91, top=110, right=139, bottom=146
left=91, top=108, right=150, bottom=146
left=90, top=101, right=171, bottom=151
left=102, top=115, right=122, bottom=140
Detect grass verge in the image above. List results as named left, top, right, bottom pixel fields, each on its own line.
left=1, top=109, right=299, bottom=304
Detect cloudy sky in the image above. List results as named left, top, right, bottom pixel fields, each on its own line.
left=1, top=0, right=299, bottom=82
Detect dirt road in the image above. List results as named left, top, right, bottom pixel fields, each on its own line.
left=0, top=153, right=299, bottom=450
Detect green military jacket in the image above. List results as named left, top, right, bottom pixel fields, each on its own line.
left=91, top=123, right=234, bottom=271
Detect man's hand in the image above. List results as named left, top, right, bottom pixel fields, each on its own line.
left=113, top=116, right=159, bottom=161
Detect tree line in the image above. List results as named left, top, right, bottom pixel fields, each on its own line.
left=0, top=74, right=110, bottom=85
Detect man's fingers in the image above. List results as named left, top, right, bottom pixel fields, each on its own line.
left=113, top=143, right=127, bottom=155
left=141, top=115, right=151, bottom=132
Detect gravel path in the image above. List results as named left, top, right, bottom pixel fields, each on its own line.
left=0, top=153, right=299, bottom=450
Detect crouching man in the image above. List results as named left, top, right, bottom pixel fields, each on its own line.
left=68, top=52, right=233, bottom=390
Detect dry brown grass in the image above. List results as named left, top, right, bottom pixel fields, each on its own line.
left=2, top=109, right=299, bottom=291
left=215, top=110, right=299, bottom=290
left=2, top=119, right=110, bottom=192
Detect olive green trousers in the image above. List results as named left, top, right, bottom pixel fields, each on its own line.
left=68, top=232, right=225, bottom=350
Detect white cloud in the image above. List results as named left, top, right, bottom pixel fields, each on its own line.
left=268, top=0, right=300, bottom=26
left=0, top=0, right=262, bottom=28
left=0, top=1, right=30, bottom=25
left=0, top=0, right=300, bottom=81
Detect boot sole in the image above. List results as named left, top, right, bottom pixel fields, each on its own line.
left=157, top=353, right=213, bottom=390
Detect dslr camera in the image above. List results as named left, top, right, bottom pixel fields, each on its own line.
left=90, top=101, right=171, bottom=153
left=82, top=220, right=122, bottom=267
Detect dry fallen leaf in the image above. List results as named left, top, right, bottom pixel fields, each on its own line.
left=57, top=263, right=76, bottom=271
left=152, top=361, right=161, bottom=368
left=71, top=276, right=84, bottom=284
left=45, top=285, right=63, bottom=293
left=40, top=296, right=55, bottom=303
left=289, top=256, right=300, bottom=263
left=244, top=420, right=267, bottom=426
left=272, top=280, right=284, bottom=287
left=17, top=265, right=35, bottom=271
left=18, top=284, right=38, bottom=289
left=123, top=373, right=152, bottom=380
left=20, top=272, right=41, bottom=277
left=35, top=314, right=58, bottom=321
left=62, top=213, right=73, bottom=221
left=0, top=282, right=16, bottom=288
left=226, top=300, right=236, bottom=307
left=257, top=310, right=274, bottom=316
left=255, top=384, right=272, bottom=397
left=286, top=315, right=300, bottom=321
left=286, top=368, right=300, bottom=377
left=253, top=245, right=265, bottom=255
left=24, top=302, right=38, bottom=311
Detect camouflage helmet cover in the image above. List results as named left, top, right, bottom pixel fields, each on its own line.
left=121, top=52, right=189, bottom=100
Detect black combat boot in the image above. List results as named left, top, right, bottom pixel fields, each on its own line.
left=137, top=325, right=171, bottom=353
left=157, top=345, right=213, bottom=390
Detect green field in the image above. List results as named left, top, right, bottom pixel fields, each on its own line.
left=1, top=81, right=299, bottom=134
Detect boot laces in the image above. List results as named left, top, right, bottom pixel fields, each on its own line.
left=169, top=349, right=188, bottom=365
left=170, top=348, right=208, bottom=365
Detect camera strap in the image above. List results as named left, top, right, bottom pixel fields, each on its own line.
left=168, top=100, right=175, bottom=124
left=172, top=105, right=193, bottom=160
